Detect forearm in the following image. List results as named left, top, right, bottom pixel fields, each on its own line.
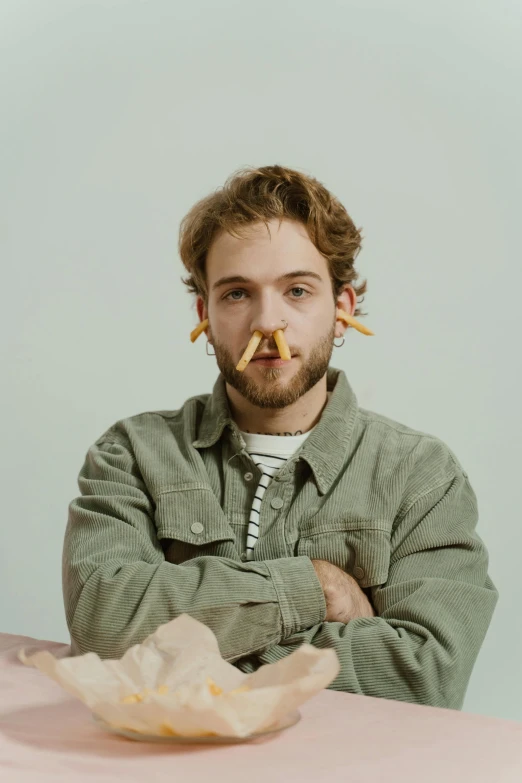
left=235, top=463, right=499, bottom=709
left=235, top=463, right=500, bottom=710
left=234, top=572, right=498, bottom=709
left=65, top=548, right=325, bottom=661
left=64, top=435, right=326, bottom=660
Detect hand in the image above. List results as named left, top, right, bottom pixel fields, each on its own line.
left=311, top=559, right=376, bottom=624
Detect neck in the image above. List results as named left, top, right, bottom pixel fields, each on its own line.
left=226, top=375, right=329, bottom=436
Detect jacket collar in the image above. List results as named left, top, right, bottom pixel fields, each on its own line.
left=192, top=365, right=359, bottom=495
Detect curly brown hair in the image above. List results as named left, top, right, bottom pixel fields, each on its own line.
left=178, top=164, right=368, bottom=318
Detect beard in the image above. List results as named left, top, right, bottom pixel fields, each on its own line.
left=212, top=318, right=336, bottom=410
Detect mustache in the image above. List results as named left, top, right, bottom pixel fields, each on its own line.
left=247, top=340, right=297, bottom=359
left=252, top=340, right=278, bottom=354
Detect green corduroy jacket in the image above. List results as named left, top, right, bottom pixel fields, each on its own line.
left=62, top=366, right=498, bottom=709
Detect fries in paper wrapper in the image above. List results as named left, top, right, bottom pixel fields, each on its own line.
left=18, top=614, right=340, bottom=739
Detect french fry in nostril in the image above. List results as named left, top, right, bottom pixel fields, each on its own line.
left=236, top=330, right=264, bottom=372
left=190, top=319, right=209, bottom=342
left=273, top=329, right=291, bottom=361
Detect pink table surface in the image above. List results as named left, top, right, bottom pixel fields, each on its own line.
left=1, top=631, right=521, bottom=783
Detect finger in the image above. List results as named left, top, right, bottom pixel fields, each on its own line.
left=190, top=319, right=209, bottom=342
left=273, top=329, right=291, bottom=361
left=336, top=309, right=374, bottom=336
left=236, top=330, right=263, bottom=372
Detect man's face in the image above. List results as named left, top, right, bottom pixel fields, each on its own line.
left=198, top=218, right=348, bottom=410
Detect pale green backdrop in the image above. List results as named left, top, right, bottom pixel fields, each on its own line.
left=1, top=0, right=519, bottom=720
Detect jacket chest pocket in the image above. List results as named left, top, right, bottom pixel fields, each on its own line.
left=296, top=521, right=391, bottom=589
left=154, top=485, right=237, bottom=565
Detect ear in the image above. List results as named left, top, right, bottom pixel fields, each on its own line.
left=196, top=296, right=207, bottom=322
left=196, top=296, right=211, bottom=340
left=334, top=286, right=357, bottom=338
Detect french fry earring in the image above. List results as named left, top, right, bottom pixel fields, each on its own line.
left=336, top=309, right=374, bottom=336
left=190, top=319, right=209, bottom=342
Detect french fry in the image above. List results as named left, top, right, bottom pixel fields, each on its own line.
left=121, top=677, right=251, bottom=722
left=121, top=685, right=167, bottom=704
left=207, top=677, right=223, bottom=696
left=273, top=328, right=291, bottom=361
left=121, top=693, right=142, bottom=704
left=236, top=330, right=263, bottom=372
left=227, top=685, right=251, bottom=696
left=190, top=319, right=209, bottom=342
left=161, top=724, right=217, bottom=737
left=336, top=309, right=374, bottom=336
left=207, top=678, right=251, bottom=697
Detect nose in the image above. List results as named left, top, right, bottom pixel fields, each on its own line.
left=250, top=313, right=287, bottom=341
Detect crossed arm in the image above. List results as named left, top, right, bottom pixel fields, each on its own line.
left=63, top=436, right=498, bottom=710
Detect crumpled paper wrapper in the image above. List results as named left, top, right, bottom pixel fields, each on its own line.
left=19, top=614, right=340, bottom=738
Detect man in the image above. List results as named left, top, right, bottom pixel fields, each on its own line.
left=63, top=164, right=498, bottom=709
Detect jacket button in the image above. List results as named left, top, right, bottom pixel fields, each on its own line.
left=240, top=553, right=248, bottom=562
left=191, top=522, right=204, bottom=534
left=244, top=472, right=254, bottom=481
left=270, top=497, right=284, bottom=510
left=353, top=566, right=365, bottom=580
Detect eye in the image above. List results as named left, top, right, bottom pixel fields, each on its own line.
left=223, top=287, right=311, bottom=302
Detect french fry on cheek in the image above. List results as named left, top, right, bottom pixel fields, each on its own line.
left=336, top=309, right=374, bottom=336
left=190, top=319, right=209, bottom=342
left=273, top=328, right=291, bottom=361
left=236, top=330, right=263, bottom=372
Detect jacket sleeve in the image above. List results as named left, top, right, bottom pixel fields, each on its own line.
left=233, top=466, right=499, bottom=710
left=62, top=434, right=326, bottom=660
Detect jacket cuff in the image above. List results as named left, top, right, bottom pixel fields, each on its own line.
left=264, top=555, right=327, bottom=637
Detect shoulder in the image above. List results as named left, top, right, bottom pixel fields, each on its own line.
left=356, top=405, right=470, bottom=487
left=91, top=392, right=211, bottom=448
